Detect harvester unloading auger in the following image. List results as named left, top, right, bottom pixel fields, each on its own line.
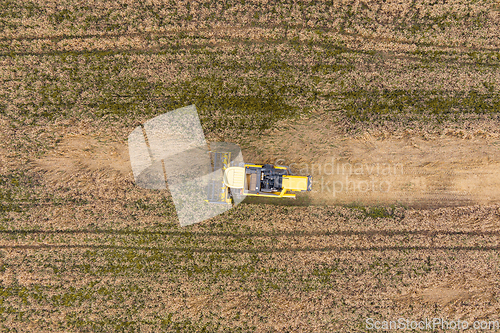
left=128, top=105, right=312, bottom=226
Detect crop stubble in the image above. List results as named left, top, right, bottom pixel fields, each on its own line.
left=1, top=0, right=500, bottom=331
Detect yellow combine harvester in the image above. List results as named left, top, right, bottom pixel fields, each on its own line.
left=206, top=151, right=312, bottom=205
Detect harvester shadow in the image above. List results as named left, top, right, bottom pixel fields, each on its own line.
left=241, top=194, right=312, bottom=206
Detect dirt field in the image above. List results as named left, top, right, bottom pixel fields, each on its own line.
left=1, top=0, right=500, bottom=331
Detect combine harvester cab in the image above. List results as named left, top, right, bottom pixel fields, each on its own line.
left=206, top=152, right=313, bottom=204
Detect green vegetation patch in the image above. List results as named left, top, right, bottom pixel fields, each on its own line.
left=345, top=204, right=404, bottom=220
left=342, top=88, right=500, bottom=122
